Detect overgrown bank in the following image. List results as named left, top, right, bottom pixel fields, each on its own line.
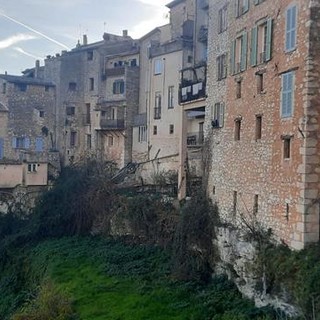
left=1, top=161, right=320, bottom=319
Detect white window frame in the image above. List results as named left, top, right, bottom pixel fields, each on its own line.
left=154, top=58, right=163, bottom=75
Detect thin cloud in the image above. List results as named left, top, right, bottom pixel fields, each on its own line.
left=0, top=11, right=70, bottom=50
left=14, top=47, right=43, bottom=60
left=0, top=33, right=36, bottom=50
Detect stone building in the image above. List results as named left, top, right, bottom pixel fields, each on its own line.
left=206, top=0, right=320, bottom=249
left=133, top=0, right=208, bottom=185
left=43, top=32, right=139, bottom=168
left=0, top=73, right=58, bottom=189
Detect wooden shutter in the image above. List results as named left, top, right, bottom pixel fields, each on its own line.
left=240, top=32, right=248, bottom=71
left=230, top=40, right=236, bottom=75
left=250, top=26, right=258, bottom=66
left=265, top=19, right=273, bottom=61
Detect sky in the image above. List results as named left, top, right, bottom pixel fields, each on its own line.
left=0, top=0, right=170, bottom=75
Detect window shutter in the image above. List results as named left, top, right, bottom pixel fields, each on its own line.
left=12, top=137, right=17, bottom=148
left=36, top=137, right=43, bottom=152
left=25, top=137, right=30, bottom=149
left=287, top=72, right=294, bottom=116
left=290, top=6, right=297, bottom=50
left=219, top=103, right=225, bottom=127
left=0, top=138, right=3, bottom=159
left=230, top=40, right=236, bottom=75
left=285, top=7, right=295, bottom=51
left=250, top=26, right=258, bottom=66
left=243, top=0, right=249, bottom=13
left=113, top=82, right=116, bottom=94
left=265, top=19, right=273, bottom=61
left=235, top=0, right=239, bottom=17
left=241, top=32, right=248, bottom=71
left=120, top=81, right=125, bottom=94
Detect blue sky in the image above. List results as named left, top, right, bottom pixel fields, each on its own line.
left=0, top=0, right=169, bottom=75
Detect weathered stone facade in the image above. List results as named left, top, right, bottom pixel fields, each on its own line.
left=206, top=0, right=320, bottom=249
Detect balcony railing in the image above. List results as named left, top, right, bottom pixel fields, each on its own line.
left=180, top=80, right=206, bottom=104
left=187, top=131, right=204, bottom=146
left=187, top=132, right=204, bottom=146
left=100, top=119, right=125, bottom=130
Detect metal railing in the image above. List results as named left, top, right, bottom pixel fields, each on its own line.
left=187, top=131, right=204, bottom=146
left=100, top=119, right=125, bottom=130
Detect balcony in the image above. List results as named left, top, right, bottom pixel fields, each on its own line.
left=99, top=119, right=125, bottom=130
left=187, top=132, right=204, bottom=146
left=180, top=80, right=206, bottom=104
left=105, top=66, right=125, bottom=77
left=133, top=113, right=147, bottom=126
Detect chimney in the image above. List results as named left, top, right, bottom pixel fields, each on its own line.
left=122, top=30, right=128, bottom=37
left=35, top=60, right=40, bottom=78
left=83, top=34, right=88, bottom=45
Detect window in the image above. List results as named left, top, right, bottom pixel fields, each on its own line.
left=113, top=80, right=125, bottom=94
left=39, top=110, right=45, bottom=118
left=2, top=83, right=6, bottom=94
left=87, top=51, right=93, bottom=60
left=111, top=107, right=117, bottom=120
left=70, top=131, right=77, bottom=147
left=15, top=83, right=27, bottom=92
left=66, top=106, right=75, bottom=116
left=0, top=138, right=4, bottom=159
left=234, top=119, right=241, bottom=141
left=250, top=19, right=273, bottom=66
left=285, top=5, right=297, bottom=52
left=12, top=136, right=30, bottom=149
left=168, top=86, right=174, bottom=109
left=218, top=5, right=228, bottom=33
left=153, top=125, right=157, bottom=135
left=154, top=59, right=163, bottom=75
left=217, top=54, right=227, bottom=80
left=130, top=59, right=137, bottom=67
left=169, top=124, right=174, bottom=134
left=236, top=79, right=242, bottom=99
left=233, top=191, right=238, bottom=215
left=35, top=137, right=43, bottom=152
left=211, top=102, right=225, bottom=128
left=108, top=136, right=114, bottom=147
left=68, top=82, right=77, bottom=91
left=230, top=32, right=247, bottom=74
left=281, top=71, right=294, bottom=118
left=87, top=134, right=92, bottom=149
left=89, top=78, right=94, bottom=91
left=45, top=85, right=50, bottom=92
left=253, top=195, right=259, bottom=215
left=256, top=72, right=264, bottom=93
left=27, top=163, right=38, bottom=173
left=255, top=115, right=262, bottom=140
left=283, top=136, right=291, bottom=159
left=235, top=0, right=249, bottom=17
left=138, top=126, right=147, bottom=142
left=154, top=92, right=162, bottom=119
left=85, top=103, right=91, bottom=124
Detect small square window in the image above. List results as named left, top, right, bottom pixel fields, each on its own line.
left=39, top=110, right=45, bottom=118
left=236, top=80, right=242, bottom=99
left=89, top=78, right=94, bottom=91
left=45, top=85, right=50, bottom=92
left=87, top=51, right=93, bottom=61
left=283, top=137, right=291, bottom=159
left=68, top=82, right=77, bottom=91
left=255, top=115, right=262, bottom=140
left=153, top=125, right=157, bottom=135
left=66, top=106, right=75, bottom=116
left=253, top=195, right=259, bottom=215
left=257, top=73, right=264, bottom=93
left=169, top=124, right=174, bottom=134
left=234, top=120, right=241, bottom=141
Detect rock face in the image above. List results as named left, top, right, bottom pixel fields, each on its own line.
left=214, top=226, right=300, bottom=317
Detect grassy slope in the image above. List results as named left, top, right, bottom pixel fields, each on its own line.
left=6, top=237, right=273, bottom=320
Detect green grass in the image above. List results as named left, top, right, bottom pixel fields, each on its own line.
left=5, top=237, right=274, bottom=320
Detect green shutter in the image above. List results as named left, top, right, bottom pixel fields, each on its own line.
left=265, top=18, right=273, bottom=61
left=230, top=40, right=236, bottom=75
left=241, top=32, right=247, bottom=71
left=250, top=27, right=258, bottom=66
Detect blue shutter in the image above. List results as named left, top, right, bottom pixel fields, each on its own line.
left=282, top=72, right=294, bottom=118
left=24, top=137, right=30, bottom=149
left=0, top=138, right=4, bottom=159
left=250, top=26, right=258, bottom=66
left=265, top=19, right=273, bottom=62
left=240, top=32, right=247, bottom=71
left=35, top=137, right=43, bottom=152
left=12, top=137, right=17, bottom=148
left=286, top=6, right=297, bottom=51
